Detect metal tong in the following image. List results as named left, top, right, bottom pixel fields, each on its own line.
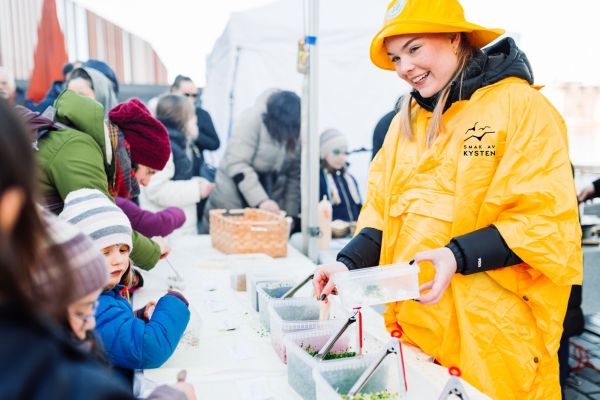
left=279, top=273, right=314, bottom=299
left=437, top=367, right=470, bottom=400
left=314, top=309, right=360, bottom=361
left=165, top=258, right=184, bottom=282
left=346, top=336, right=403, bottom=399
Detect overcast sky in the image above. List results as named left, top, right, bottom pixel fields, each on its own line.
left=72, top=0, right=600, bottom=87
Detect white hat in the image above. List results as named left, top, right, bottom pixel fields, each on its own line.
left=59, top=189, right=133, bottom=252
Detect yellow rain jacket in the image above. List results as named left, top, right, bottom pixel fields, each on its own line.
left=359, top=77, right=582, bottom=399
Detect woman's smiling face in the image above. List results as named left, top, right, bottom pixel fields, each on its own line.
left=385, top=33, right=460, bottom=98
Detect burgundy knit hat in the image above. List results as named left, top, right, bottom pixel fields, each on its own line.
left=108, top=98, right=171, bottom=170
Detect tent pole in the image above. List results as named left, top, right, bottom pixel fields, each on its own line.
left=226, top=46, right=241, bottom=140
left=300, top=0, right=320, bottom=262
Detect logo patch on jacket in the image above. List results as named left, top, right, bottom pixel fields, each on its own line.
left=463, top=122, right=496, bottom=157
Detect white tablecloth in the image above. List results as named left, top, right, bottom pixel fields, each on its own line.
left=133, top=235, right=489, bottom=400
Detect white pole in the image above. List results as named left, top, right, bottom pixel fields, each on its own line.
left=300, top=0, right=320, bottom=262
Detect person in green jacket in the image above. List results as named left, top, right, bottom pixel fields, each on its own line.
left=34, top=89, right=168, bottom=270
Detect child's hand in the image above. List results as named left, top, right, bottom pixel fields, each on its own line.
left=173, top=382, right=196, bottom=400
left=135, top=301, right=156, bottom=322
left=143, top=301, right=156, bottom=320
left=151, top=236, right=171, bottom=259
left=197, top=178, right=214, bottom=199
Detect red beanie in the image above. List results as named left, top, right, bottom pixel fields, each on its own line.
left=108, top=98, right=171, bottom=170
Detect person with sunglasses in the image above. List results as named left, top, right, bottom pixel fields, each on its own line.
left=170, top=75, right=221, bottom=225
left=169, top=75, right=220, bottom=162
left=319, top=129, right=362, bottom=228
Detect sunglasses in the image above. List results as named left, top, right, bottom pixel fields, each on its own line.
left=183, top=93, right=198, bottom=98
left=330, top=148, right=348, bottom=156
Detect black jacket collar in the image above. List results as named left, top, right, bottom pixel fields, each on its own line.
left=412, top=37, right=534, bottom=112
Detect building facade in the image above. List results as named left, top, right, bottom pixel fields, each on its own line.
left=0, top=0, right=167, bottom=84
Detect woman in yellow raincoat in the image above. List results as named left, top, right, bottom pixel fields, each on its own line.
left=313, top=0, right=582, bottom=398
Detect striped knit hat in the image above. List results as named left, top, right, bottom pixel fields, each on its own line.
left=59, top=189, right=133, bottom=252
left=35, top=210, right=108, bottom=302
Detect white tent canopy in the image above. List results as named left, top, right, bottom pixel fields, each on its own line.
left=202, top=0, right=409, bottom=196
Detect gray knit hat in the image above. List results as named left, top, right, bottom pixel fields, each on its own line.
left=35, top=211, right=108, bottom=302
left=320, top=128, right=348, bottom=159
left=59, top=189, right=133, bottom=252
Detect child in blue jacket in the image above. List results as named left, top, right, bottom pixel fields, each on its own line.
left=60, top=189, right=190, bottom=373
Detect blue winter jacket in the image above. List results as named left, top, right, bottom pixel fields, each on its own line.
left=95, top=285, right=190, bottom=370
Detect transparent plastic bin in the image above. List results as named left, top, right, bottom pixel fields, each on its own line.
left=284, top=326, right=361, bottom=400
left=269, top=297, right=348, bottom=363
left=256, top=280, right=313, bottom=331
left=247, top=271, right=291, bottom=312
left=227, top=253, right=273, bottom=291
left=313, top=352, right=405, bottom=400
left=331, top=263, right=419, bottom=308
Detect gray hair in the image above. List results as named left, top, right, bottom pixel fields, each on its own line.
left=0, top=66, right=16, bottom=97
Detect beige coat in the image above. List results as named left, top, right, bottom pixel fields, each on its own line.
left=201, top=93, right=300, bottom=231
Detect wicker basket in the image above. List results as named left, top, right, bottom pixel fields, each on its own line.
left=209, top=208, right=289, bottom=257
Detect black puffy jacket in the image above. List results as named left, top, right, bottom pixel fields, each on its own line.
left=0, top=303, right=133, bottom=400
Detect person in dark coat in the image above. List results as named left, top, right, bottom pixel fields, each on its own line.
left=558, top=163, right=585, bottom=397
left=169, top=75, right=220, bottom=173
left=28, top=61, right=81, bottom=112
left=371, top=96, right=404, bottom=159
left=141, top=94, right=213, bottom=234
left=0, top=99, right=132, bottom=400
left=170, top=75, right=220, bottom=223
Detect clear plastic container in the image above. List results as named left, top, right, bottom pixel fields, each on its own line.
left=256, top=280, right=313, bottom=331
left=284, top=326, right=360, bottom=400
left=227, top=253, right=274, bottom=291
left=246, top=270, right=291, bottom=312
left=269, top=297, right=348, bottom=363
left=312, top=352, right=405, bottom=400
left=331, top=263, right=419, bottom=308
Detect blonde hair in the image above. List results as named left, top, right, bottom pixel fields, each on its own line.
left=399, top=33, right=478, bottom=146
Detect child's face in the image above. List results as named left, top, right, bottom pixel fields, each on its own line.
left=67, top=289, right=101, bottom=340
left=135, top=164, right=157, bottom=187
left=102, top=244, right=131, bottom=288
left=324, top=147, right=347, bottom=170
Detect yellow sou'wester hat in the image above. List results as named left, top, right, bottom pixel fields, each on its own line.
left=370, top=0, right=505, bottom=70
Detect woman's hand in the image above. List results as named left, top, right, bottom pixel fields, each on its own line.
left=578, top=185, right=596, bottom=203
left=258, top=199, right=280, bottom=214
left=313, top=261, right=348, bottom=302
left=413, top=247, right=457, bottom=305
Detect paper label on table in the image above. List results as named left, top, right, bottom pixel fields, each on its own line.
left=202, top=281, right=218, bottom=292
left=237, top=378, right=274, bottom=400
left=219, top=318, right=240, bottom=331
left=230, top=339, right=259, bottom=361
left=206, top=299, right=228, bottom=313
